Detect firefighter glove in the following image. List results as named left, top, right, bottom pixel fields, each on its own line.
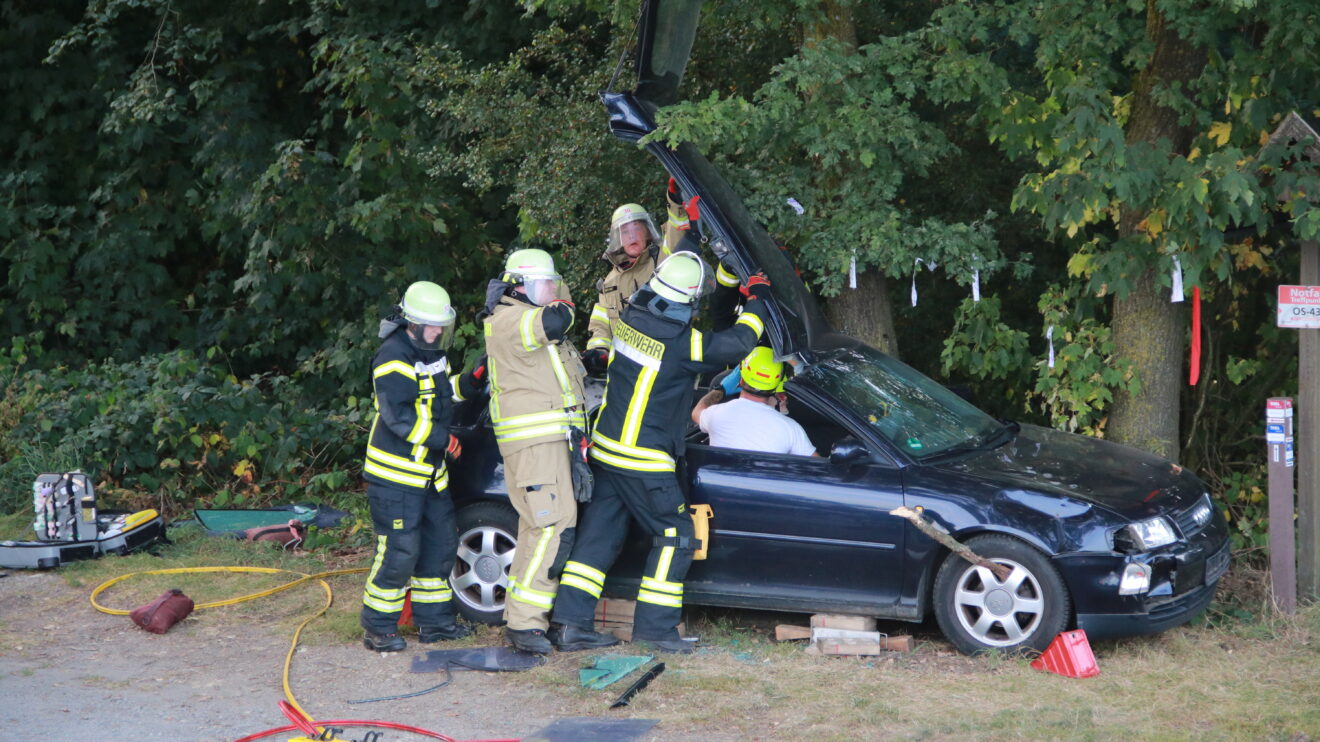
left=740, top=271, right=772, bottom=301
left=446, top=434, right=462, bottom=460
left=582, top=347, right=610, bottom=375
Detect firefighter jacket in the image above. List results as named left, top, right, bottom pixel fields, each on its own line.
left=484, top=294, right=589, bottom=456
left=590, top=298, right=768, bottom=478
left=585, top=210, right=688, bottom=351
left=363, top=324, right=467, bottom=492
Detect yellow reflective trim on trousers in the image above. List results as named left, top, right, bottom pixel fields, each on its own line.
left=509, top=581, right=556, bottom=609
left=367, top=445, right=434, bottom=474
left=637, top=589, right=683, bottom=608
left=621, top=366, right=657, bottom=445
left=559, top=574, right=603, bottom=598
left=590, top=303, right=609, bottom=323
left=366, top=583, right=408, bottom=601
left=520, top=307, right=544, bottom=351
left=373, top=360, right=417, bottom=380
left=364, top=460, right=430, bottom=488
left=653, top=527, right=677, bottom=582
left=410, top=590, right=453, bottom=604
left=496, top=424, right=570, bottom=443
left=546, top=346, right=577, bottom=408
left=363, top=535, right=405, bottom=613
left=492, top=409, right=576, bottom=429
left=586, top=335, right=611, bottom=350
left=518, top=525, right=555, bottom=590
left=736, top=312, right=765, bottom=338
left=641, top=577, right=683, bottom=595
left=563, top=560, right=606, bottom=585
left=410, top=576, right=449, bottom=589
left=690, top=329, right=703, bottom=362
left=592, top=432, right=674, bottom=466
left=364, top=594, right=405, bottom=612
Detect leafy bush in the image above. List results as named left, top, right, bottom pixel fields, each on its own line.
left=0, top=350, right=367, bottom=519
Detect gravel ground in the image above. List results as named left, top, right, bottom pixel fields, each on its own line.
left=0, top=569, right=715, bottom=741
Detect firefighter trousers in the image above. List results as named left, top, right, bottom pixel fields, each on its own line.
left=502, top=441, right=578, bottom=631
left=551, top=465, right=694, bottom=641
left=360, top=482, right=459, bottom=635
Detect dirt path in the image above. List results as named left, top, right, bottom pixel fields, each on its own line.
left=0, top=570, right=773, bottom=741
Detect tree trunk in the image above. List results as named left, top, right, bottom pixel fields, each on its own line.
left=826, top=271, right=900, bottom=357
left=1108, top=2, right=1205, bottom=462
left=802, top=2, right=901, bottom=358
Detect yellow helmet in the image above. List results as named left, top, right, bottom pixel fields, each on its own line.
left=739, top=346, right=784, bottom=393
left=604, top=203, right=662, bottom=267
left=648, top=251, right=712, bottom=305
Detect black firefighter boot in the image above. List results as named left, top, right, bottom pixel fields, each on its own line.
left=363, top=631, right=406, bottom=653
left=418, top=621, right=473, bottom=643
left=549, top=623, right=620, bottom=652
left=505, top=627, right=553, bottom=655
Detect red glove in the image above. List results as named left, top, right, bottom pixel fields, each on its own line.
left=446, top=434, right=462, bottom=460
left=740, top=271, right=771, bottom=301
left=684, top=195, right=701, bottom=223
left=667, top=176, right=682, bottom=207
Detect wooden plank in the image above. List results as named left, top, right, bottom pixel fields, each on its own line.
left=1298, top=239, right=1320, bottom=602
left=774, top=624, right=812, bottom=641
left=809, top=613, right=876, bottom=631
left=813, top=639, right=882, bottom=656
left=594, top=598, right=637, bottom=623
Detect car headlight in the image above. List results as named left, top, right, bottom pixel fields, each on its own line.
left=1123, top=517, right=1177, bottom=551
left=1118, top=562, right=1152, bottom=595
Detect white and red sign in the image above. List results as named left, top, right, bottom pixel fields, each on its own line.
left=1277, top=285, right=1320, bottom=328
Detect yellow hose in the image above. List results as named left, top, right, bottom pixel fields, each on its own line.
left=90, top=565, right=369, bottom=723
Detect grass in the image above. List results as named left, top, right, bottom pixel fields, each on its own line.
left=8, top=531, right=1319, bottom=740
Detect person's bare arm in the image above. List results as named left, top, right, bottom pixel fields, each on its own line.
left=691, top=388, right=725, bottom=426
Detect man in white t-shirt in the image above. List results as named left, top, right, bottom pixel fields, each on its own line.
left=690, top=347, right=817, bottom=457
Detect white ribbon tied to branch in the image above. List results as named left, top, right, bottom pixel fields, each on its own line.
left=1170, top=255, right=1184, bottom=303
left=1046, top=325, right=1055, bottom=369
left=911, top=258, right=937, bottom=307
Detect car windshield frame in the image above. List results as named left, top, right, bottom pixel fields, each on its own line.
left=796, top=345, right=1007, bottom=462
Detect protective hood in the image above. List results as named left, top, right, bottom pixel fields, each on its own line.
left=602, top=0, right=831, bottom=355
left=484, top=279, right=514, bottom=315
left=378, top=315, right=406, bottom=339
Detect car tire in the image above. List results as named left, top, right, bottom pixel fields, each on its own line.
left=932, top=534, right=1070, bottom=655
left=450, top=500, right=519, bottom=625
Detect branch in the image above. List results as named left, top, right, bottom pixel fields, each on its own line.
left=890, top=506, right=1010, bottom=581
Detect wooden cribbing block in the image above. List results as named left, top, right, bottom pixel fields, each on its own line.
left=810, top=613, right=876, bottom=631
left=594, top=598, right=636, bottom=623
left=775, top=624, right=812, bottom=641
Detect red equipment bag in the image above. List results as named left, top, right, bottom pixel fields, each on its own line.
left=130, top=589, right=195, bottom=634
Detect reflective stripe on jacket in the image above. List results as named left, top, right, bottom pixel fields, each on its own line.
left=362, top=330, right=455, bottom=492
left=590, top=298, right=767, bottom=477
left=485, top=296, right=589, bottom=455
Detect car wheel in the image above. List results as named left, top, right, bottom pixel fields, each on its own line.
left=932, top=534, right=1070, bottom=655
left=451, top=501, right=518, bottom=625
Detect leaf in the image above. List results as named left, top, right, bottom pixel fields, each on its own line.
left=1208, top=121, right=1232, bottom=146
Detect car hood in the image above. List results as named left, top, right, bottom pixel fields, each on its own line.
left=934, top=423, right=1208, bottom=521
left=604, top=0, right=832, bottom=355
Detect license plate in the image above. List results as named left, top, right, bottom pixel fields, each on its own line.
left=1205, top=543, right=1230, bottom=585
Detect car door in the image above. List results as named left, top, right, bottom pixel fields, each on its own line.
left=681, top=441, right=906, bottom=613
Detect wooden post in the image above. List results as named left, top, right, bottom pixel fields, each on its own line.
left=1298, top=240, right=1320, bottom=602
left=1267, top=398, right=1297, bottom=613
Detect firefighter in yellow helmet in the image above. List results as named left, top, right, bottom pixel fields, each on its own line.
left=582, top=178, right=701, bottom=373
left=550, top=245, right=774, bottom=654
left=360, top=281, right=485, bottom=652
left=481, top=249, right=618, bottom=654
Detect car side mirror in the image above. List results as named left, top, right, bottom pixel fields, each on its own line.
left=830, top=436, right=870, bottom=466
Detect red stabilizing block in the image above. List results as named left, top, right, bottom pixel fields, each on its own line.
left=1030, top=629, right=1099, bottom=678
left=397, top=590, right=413, bottom=628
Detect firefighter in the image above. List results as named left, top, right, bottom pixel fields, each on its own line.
left=582, top=179, right=698, bottom=373
left=550, top=249, right=773, bottom=653
left=360, top=281, right=484, bottom=653
left=691, top=346, right=817, bottom=457
left=481, top=249, right=618, bottom=654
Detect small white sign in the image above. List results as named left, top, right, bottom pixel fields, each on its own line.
left=1278, top=285, right=1320, bottom=328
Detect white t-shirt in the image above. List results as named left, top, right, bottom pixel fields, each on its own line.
left=698, top=397, right=816, bottom=457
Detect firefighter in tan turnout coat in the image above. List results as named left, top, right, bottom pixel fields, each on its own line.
left=482, top=249, right=618, bottom=654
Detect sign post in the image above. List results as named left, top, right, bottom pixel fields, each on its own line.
left=1297, top=243, right=1320, bottom=603
left=1266, top=398, right=1297, bottom=614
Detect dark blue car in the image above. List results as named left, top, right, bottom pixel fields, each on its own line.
left=443, top=0, right=1229, bottom=654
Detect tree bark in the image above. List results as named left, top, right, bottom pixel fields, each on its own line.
left=826, top=271, right=900, bottom=357
left=1108, top=2, right=1206, bottom=461
left=802, top=2, right=902, bottom=358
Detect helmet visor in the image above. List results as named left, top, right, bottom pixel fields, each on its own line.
left=522, top=275, right=563, bottom=306
left=606, top=215, right=661, bottom=267
left=407, top=321, right=455, bottom=352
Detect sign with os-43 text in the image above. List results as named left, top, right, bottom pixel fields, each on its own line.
left=1277, top=285, right=1320, bottom=329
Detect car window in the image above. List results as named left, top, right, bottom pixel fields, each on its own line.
left=798, top=346, right=1003, bottom=460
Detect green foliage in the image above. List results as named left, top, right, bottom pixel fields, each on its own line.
left=1216, top=466, right=1269, bottom=554
left=1, top=351, right=364, bottom=518
left=1028, top=286, right=1139, bottom=435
